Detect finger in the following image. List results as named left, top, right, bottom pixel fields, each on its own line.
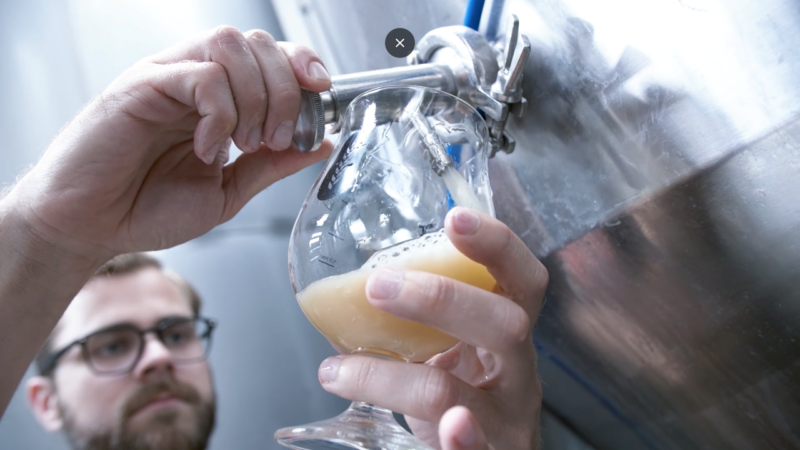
left=149, top=26, right=269, bottom=154
left=220, top=139, right=333, bottom=222
left=440, top=406, right=491, bottom=450
left=445, top=207, right=549, bottom=321
left=144, top=61, right=237, bottom=164
left=318, top=355, right=495, bottom=426
left=366, top=269, right=531, bottom=356
left=242, top=29, right=301, bottom=151
left=277, top=42, right=332, bottom=91
left=426, top=343, right=491, bottom=387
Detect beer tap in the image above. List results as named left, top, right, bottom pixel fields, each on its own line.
left=291, top=14, right=530, bottom=158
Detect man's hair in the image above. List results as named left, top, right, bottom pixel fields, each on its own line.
left=34, top=253, right=203, bottom=376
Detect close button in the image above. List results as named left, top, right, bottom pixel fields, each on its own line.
left=385, top=28, right=415, bottom=58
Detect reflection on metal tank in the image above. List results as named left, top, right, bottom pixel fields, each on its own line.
left=297, top=0, right=800, bottom=448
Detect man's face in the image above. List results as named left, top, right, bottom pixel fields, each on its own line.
left=47, top=268, right=215, bottom=450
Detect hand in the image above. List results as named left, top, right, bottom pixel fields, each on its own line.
left=6, top=26, right=332, bottom=262
left=318, top=207, right=548, bottom=449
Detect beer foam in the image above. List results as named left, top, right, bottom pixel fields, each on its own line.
left=362, top=229, right=451, bottom=270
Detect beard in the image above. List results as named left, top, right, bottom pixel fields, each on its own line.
left=59, top=377, right=216, bottom=450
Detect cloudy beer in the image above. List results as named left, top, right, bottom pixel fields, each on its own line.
left=297, top=231, right=496, bottom=362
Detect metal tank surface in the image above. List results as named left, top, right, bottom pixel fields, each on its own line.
left=285, top=0, right=800, bottom=448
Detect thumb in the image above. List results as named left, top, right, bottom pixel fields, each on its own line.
left=439, top=406, right=492, bottom=450
left=220, top=139, right=332, bottom=222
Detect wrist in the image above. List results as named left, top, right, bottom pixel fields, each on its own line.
left=0, top=190, right=106, bottom=281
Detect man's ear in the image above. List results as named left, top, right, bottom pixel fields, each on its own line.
left=26, top=376, right=64, bottom=432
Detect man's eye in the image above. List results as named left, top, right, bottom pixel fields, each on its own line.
left=165, top=332, right=186, bottom=344
left=97, top=340, right=128, bottom=356
left=163, top=326, right=197, bottom=346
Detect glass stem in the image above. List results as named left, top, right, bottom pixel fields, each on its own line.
left=275, top=399, right=434, bottom=449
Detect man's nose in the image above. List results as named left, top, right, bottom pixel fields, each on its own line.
left=132, top=333, right=174, bottom=379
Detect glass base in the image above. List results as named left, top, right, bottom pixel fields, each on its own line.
left=275, top=401, right=434, bottom=450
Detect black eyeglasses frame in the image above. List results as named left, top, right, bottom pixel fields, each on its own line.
left=40, top=316, right=217, bottom=376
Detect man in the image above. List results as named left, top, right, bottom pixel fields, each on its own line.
left=27, top=254, right=216, bottom=450
left=0, top=26, right=548, bottom=449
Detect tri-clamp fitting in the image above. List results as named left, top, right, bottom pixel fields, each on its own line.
left=292, top=14, right=530, bottom=158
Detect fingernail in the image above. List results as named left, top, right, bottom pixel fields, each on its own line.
left=452, top=209, right=480, bottom=235
left=308, top=61, right=330, bottom=82
left=456, top=415, right=478, bottom=447
left=319, top=356, right=342, bottom=384
left=247, top=126, right=263, bottom=152
left=368, top=269, right=404, bottom=300
left=216, top=139, right=231, bottom=164
left=271, top=120, right=294, bottom=150
left=216, top=140, right=232, bottom=162
left=201, top=146, right=216, bottom=165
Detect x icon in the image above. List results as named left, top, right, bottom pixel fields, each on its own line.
left=386, top=29, right=414, bottom=58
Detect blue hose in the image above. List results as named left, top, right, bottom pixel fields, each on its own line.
left=484, top=0, right=506, bottom=41
left=462, top=0, right=486, bottom=30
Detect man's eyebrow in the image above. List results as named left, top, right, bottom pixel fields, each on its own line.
left=75, top=321, right=140, bottom=339
left=46, top=321, right=135, bottom=355
left=84, top=315, right=194, bottom=335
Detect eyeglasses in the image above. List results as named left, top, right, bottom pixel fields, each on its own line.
left=41, top=316, right=217, bottom=376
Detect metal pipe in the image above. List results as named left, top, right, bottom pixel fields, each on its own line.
left=324, top=63, right=456, bottom=127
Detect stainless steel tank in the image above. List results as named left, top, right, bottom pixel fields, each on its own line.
left=282, top=0, right=800, bottom=448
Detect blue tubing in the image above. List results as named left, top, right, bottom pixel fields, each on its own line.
left=484, top=0, right=506, bottom=41
left=463, top=0, right=486, bottom=31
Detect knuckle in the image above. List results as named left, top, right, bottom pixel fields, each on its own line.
left=243, top=87, right=268, bottom=116
left=274, top=77, right=301, bottom=94
left=214, top=25, right=244, bottom=45
left=419, top=275, right=456, bottom=315
left=116, top=83, right=159, bottom=117
left=290, top=44, right=320, bottom=60
left=500, top=222, right=517, bottom=256
left=351, top=357, right=380, bottom=393
left=297, top=44, right=320, bottom=58
left=501, top=303, right=532, bottom=347
left=268, top=80, right=301, bottom=112
left=250, top=90, right=269, bottom=119
left=199, top=62, right=229, bottom=86
left=222, top=115, right=238, bottom=134
left=524, top=260, right=549, bottom=317
left=256, top=89, right=270, bottom=106
left=197, top=65, right=236, bottom=129
left=245, top=29, right=277, bottom=48
left=418, top=370, right=458, bottom=418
